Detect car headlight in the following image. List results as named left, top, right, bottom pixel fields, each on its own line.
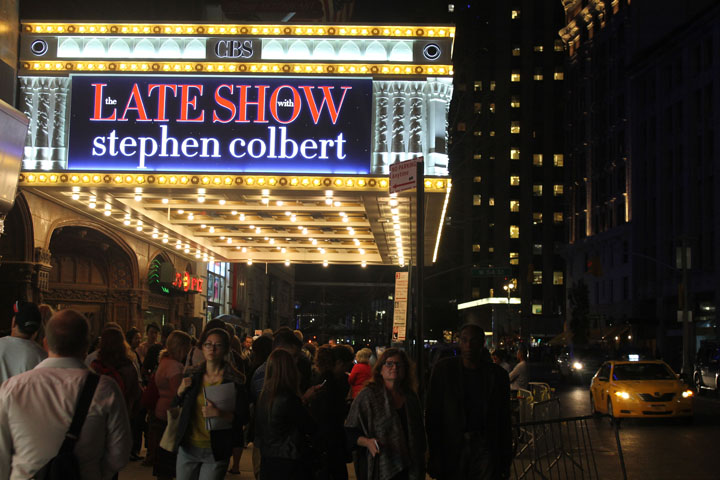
left=682, top=390, right=694, bottom=398
left=572, top=361, right=583, bottom=371
left=614, top=391, right=630, bottom=400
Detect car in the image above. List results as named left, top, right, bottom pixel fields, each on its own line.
left=589, top=360, right=694, bottom=420
left=558, top=345, right=609, bottom=384
left=527, top=346, right=562, bottom=387
left=694, top=340, right=720, bottom=394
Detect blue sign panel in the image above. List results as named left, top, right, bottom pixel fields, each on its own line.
left=67, top=75, right=372, bottom=174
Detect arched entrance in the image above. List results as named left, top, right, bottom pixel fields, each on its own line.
left=45, top=225, right=139, bottom=337
left=0, top=193, right=44, bottom=332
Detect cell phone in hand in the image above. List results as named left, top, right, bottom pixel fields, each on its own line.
left=373, top=440, right=380, bottom=453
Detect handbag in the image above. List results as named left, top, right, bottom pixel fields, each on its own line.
left=159, top=406, right=181, bottom=452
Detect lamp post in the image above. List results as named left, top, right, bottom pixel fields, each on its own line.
left=503, top=281, right=515, bottom=340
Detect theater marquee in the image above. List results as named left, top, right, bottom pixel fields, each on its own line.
left=16, top=22, right=454, bottom=267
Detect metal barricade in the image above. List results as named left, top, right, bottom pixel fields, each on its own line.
left=511, top=415, right=626, bottom=480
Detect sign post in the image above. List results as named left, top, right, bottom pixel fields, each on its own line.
left=392, top=272, right=409, bottom=342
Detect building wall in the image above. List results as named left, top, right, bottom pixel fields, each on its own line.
left=450, top=0, right=566, bottom=337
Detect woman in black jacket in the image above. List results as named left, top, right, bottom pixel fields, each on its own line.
left=255, top=348, right=318, bottom=480
left=173, top=328, right=249, bottom=480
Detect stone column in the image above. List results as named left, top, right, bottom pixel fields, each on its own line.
left=408, top=82, right=424, bottom=155
left=391, top=82, right=408, bottom=164
left=18, top=77, right=37, bottom=169
left=372, top=82, right=390, bottom=174
left=51, top=78, right=70, bottom=169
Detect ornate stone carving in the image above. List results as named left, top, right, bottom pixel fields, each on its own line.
left=34, top=247, right=52, bottom=266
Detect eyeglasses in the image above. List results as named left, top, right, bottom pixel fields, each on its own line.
left=202, top=342, right=225, bottom=350
left=384, top=361, right=403, bottom=369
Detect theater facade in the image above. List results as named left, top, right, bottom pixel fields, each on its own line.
left=1, top=21, right=454, bottom=334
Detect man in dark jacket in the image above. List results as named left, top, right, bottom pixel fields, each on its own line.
left=426, top=323, right=512, bottom=479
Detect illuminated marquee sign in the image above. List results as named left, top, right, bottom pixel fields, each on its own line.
left=67, top=75, right=372, bottom=173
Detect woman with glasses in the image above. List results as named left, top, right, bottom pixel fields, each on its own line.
left=345, top=348, right=426, bottom=480
left=173, top=328, right=249, bottom=480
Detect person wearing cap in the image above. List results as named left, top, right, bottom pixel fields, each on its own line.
left=0, top=301, right=48, bottom=384
left=425, top=323, right=512, bottom=480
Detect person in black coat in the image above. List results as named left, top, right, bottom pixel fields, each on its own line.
left=254, top=349, right=321, bottom=480
left=425, top=324, right=512, bottom=480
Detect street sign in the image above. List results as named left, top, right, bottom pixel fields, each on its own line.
left=471, top=267, right=512, bottom=277
left=392, top=272, right=409, bottom=342
left=389, top=157, right=422, bottom=194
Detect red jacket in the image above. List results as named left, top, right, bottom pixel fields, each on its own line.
left=348, top=362, right=372, bottom=398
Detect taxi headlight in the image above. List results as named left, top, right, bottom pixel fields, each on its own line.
left=614, top=391, right=630, bottom=400
left=572, top=362, right=583, bottom=371
left=682, top=390, right=694, bottom=398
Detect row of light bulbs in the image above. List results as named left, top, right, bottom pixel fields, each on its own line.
left=388, top=194, right=405, bottom=266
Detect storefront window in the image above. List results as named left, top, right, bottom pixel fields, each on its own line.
left=207, top=262, right=230, bottom=321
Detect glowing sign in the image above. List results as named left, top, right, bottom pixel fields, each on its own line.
left=67, top=75, right=372, bottom=173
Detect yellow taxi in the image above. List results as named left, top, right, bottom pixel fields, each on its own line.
left=589, top=359, right=694, bottom=419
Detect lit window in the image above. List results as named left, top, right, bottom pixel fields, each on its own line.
left=473, top=130, right=482, bottom=136
left=473, top=194, right=482, bottom=206
left=533, top=185, right=543, bottom=196
left=510, top=252, right=519, bottom=265
left=553, top=184, right=564, bottom=196
left=473, top=153, right=482, bottom=160
left=488, top=247, right=494, bottom=253
left=489, top=131, right=496, bottom=136
left=489, top=103, right=496, bottom=113
left=533, top=271, right=542, bottom=284
left=554, top=70, right=564, bottom=80
left=553, top=212, right=563, bottom=223
left=533, top=243, right=542, bottom=255
left=510, top=96, right=520, bottom=108
left=472, top=287, right=481, bottom=298
left=512, top=47, right=520, bottom=56
left=473, top=176, right=482, bottom=183
left=511, top=71, right=521, bottom=82
left=553, top=154, right=564, bottom=167
left=533, top=70, right=544, bottom=81
left=457, top=122, right=466, bottom=131
left=533, top=45, right=544, bottom=52
left=488, top=197, right=495, bottom=206
left=533, top=212, right=542, bottom=224
left=490, top=81, right=496, bottom=91
left=510, top=149, right=520, bottom=159
left=510, top=200, right=520, bottom=212
left=553, top=271, right=564, bottom=285
left=474, top=81, right=482, bottom=91
left=510, top=225, right=520, bottom=238
left=472, top=244, right=481, bottom=252
left=511, top=9, right=520, bottom=19
left=474, top=102, right=482, bottom=113
left=510, top=121, right=520, bottom=134
left=510, top=176, right=520, bottom=186
left=554, top=39, right=564, bottom=52
left=532, top=304, right=543, bottom=315
left=533, top=154, right=543, bottom=166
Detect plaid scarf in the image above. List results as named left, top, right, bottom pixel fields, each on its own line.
left=345, top=384, right=426, bottom=480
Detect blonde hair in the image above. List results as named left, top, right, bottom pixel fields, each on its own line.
left=160, top=331, right=192, bottom=362
left=355, top=347, right=372, bottom=363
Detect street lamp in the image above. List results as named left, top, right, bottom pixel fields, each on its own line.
left=503, top=281, right=515, bottom=303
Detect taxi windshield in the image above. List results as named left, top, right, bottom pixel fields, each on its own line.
left=612, top=363, right=675, bottom=381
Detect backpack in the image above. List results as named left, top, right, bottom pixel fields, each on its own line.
left=90, top=359, right=125, bottom=393
left=41, top=373, right=100, bottom=480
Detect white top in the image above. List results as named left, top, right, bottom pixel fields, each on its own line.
left=0, top=357, right=132, bottom=480
left=509, top=360, right=529, bottom=391
left=0, top=336, right=47, bottom=385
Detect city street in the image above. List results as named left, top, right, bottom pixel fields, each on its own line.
left=555, top=386, right=720, bottom=480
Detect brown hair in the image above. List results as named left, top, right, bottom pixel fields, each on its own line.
left=98, top=328, right=135, bottom=368
left=259, top=349, right=300, bottom=410
left=367, top=347, right=417, bottom=394
left=314, top=344, right=334, bottom=375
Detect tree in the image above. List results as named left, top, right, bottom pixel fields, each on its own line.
left=569, top=279, right=590, bottom=345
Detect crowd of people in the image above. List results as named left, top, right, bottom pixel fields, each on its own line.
left=0, top=300, right=516, bottom=480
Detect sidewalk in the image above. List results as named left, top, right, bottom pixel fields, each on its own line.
left=121, top=444, right=358, bottom=479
